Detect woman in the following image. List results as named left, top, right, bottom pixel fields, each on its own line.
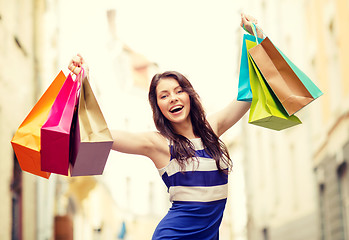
left=69, top=13, right=262, bottom=240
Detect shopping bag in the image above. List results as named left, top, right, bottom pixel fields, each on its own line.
left=41, top=73, right=81, bottom=176
left=237, top=34, right=264, bottom=102
left=277, top=49, right=323, bottom=100
left=248, top=23, right=323, bottom=116
left=11, top=71, right=66, bottom=178
left=69, top=69, right=113, bottom=176
left=246, top=40, right=302, bottom=130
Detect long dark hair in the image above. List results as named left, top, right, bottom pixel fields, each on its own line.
left=148, top=71, right=232, bottom=173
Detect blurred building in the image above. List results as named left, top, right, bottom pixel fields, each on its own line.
left=1, top=1, right=162, bottom=240
left=1, top=0, right=45, bottom=239
left=239, top=0, right=349, bottom=240
left=96, top=8, right=170, bottom=240
left=307, top=0, right=349, bottom=239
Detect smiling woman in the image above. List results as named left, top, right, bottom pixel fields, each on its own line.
left=155, top=77, right=191, bottom=127
left=148, top=71, right=232, bottom=174
left=68, top=13, right=261, bottom=240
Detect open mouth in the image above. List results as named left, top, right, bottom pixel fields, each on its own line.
left=169, top=106, right=184, bottom=113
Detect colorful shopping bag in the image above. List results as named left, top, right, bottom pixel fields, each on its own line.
left=41, top=73, right=81, bottom=176
left=237, top=34, right=264, bottom=102
left=248, top=23, right=323, bottom=116
left=11, top=71, right=66, bottom=178
left=277, top=49, right=323, bottom=100
left=246, top=40, right=302, bottom=130
left=69, top=69, right=113, bottom=176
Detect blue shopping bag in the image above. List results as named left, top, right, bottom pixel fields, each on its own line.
left=237, top=34, right=264, bottom=102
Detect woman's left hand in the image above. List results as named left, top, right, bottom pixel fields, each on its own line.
left=68, top=53, right=89, bottom=76
left=240, top=13, right=263, bottom=38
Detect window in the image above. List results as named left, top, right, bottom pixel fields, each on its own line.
left=323, top=5, right=342, bottom=113
left=337, top=162, right=348, bottom=239
left=11, top=153, right=22, bottom=240
left=319, top=183, right=327, bottom=240
left=262, top=227, right=268, bottom=240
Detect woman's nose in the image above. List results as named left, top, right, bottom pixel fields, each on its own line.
left=169, top=94, right=178, bottom=103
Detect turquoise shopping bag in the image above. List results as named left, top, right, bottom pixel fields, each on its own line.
left=237, top=34, right=264, bottom=102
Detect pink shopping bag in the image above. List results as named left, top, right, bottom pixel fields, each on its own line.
left=41, top=72, right=82, bottom=175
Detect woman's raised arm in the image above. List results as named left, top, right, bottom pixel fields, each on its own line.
left=207, top=13, right=262, bottom=136
left=208, top=100, right=251, bottom=137
left=111, top=130, right=170, bottom=168
left=111, top=130, right=166, bottom=155
left=68, top=55, right=170, bottom=167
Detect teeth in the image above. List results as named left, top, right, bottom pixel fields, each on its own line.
left=170, top=106, right=183, bottom=113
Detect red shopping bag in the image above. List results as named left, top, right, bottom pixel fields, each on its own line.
left=11, top=72, right=66, bottom=178
left=41, top=72, right=81, bottom=175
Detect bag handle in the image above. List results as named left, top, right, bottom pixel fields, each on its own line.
left=70, top=66, right=84, bottom=82
left=70, top=67, right=84, bottom=105
left=251, top=23, right=266, bottom=44
left=72, top=67, right=84, bottom=91
left=243, top=22, right=265, bottom=44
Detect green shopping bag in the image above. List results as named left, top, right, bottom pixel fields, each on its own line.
left=246, top=40, right=302, bottom=131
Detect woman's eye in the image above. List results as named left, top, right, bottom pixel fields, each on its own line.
left=177, top=90, right=183, bottom=94
left=160, top=95, right=167, bottom=99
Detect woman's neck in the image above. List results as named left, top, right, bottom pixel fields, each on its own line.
left=171, top=119, right=197, bottom=139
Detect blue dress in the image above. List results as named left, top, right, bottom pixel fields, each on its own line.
left=152, top=138, right=228, bottom=240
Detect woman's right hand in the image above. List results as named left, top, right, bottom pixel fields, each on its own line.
left=68, top=53, right=89, bottom=76
left=240, top=13, right=263, bottom=39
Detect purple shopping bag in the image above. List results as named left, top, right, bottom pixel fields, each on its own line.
left=69, top=69, right=113, bottom=176
left=41, top=72, right=81, bottom=175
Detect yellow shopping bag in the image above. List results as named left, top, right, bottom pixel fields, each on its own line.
left=246, top=40, right=301, bottom=131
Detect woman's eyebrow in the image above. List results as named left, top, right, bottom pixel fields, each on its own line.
left=158, top=86, right=181, bottom=94
left=158, top=89, right=169, bottom=94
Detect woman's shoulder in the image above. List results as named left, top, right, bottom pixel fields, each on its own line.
left=147, top=131, right=169, bottom=146
left=206, top=114, right=219, bottom=135
left=140, top=131, right=169, bottom=152
left=145, top=131, right=171, bottom=168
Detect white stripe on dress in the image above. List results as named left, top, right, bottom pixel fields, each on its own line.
left=169, top=184, right=228, bottom=202
left=158, top=138, right=229, bottom=203
left=159, top=157, right=219, bottom=177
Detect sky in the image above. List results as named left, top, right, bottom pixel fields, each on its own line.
left=57, top=0, right=255, bottom=111
left=114, top=0, right=244, bottom=108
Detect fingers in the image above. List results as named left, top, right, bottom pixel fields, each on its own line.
left=68, top=54, right=84, bottom=75
left=77, top=53, right=86, bottom=65
left=72, top=55, right=83, bottom=67
left=241, top=13, right=258, bottom=26
left=68, top=61, right=81, bottom=75
left=246, top=15, right=258, bottom=24
left=68, top=64, right=82, bottom=75
left=240, top=13, right=262, bottom=37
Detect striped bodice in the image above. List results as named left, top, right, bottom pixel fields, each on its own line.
left=158, top=138, right=228, bottom=203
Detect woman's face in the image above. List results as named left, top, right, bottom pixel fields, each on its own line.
left=156, top=77, right=191, bottom=124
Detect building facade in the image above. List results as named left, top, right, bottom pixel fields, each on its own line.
left=307, top=0, right=349, bottom=239
left=239, top=0, right=349, bottom=239
left=1, top=0, right=44, bottom=239
left=0, top=0, right=157, bottom=239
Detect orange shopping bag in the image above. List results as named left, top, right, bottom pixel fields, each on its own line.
left=11, top=71, right=66, bottom=178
